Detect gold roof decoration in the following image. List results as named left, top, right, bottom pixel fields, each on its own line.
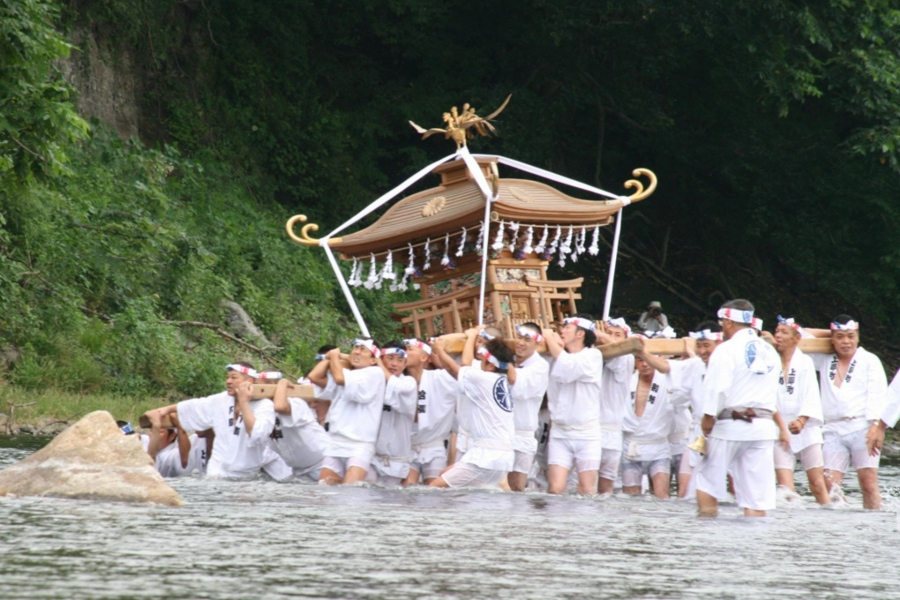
left=409, top=95, right=512, bottom=149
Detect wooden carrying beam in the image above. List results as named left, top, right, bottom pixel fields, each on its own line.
left=640, top=337, right=835, bottom=356
left=440, top=333, right=642, bottom=360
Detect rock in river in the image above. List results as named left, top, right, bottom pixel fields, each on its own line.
left=0, top=410, right=183, bottom=506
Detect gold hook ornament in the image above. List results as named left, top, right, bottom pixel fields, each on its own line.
left=286, top=215, right=342, bottom=247
left=623, top=168, right=658, bottom=202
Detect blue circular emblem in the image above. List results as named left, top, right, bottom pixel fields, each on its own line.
left=493, top=377, right=513, bottom=412
left=742, top=310, right=753, bottom=324
left=745, top=340, right=774, bottom=373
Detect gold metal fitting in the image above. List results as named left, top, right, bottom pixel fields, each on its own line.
left=687, top=435, right=707, bottom=455
left=285, top=215, right=342, bottom=247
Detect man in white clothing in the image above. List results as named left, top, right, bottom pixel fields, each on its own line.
left=429, top=334, right=516, bottom=488
left=806, top=315, right=887, bottom=509
left=269, top=377, right=330, bottom=481
left=367, top=341, right=417, bottom=485
left=402, top=337, right=459, bottom=485
left=145, top=411, right=207, bottom=477
left=694, top=300, right=791, bottom=517
left=543, top=313, right=603, bottom=496
left=309, top=339, right=386, bottom=485
left=772, top=316, right=829, bottom=504
left=147, top=363, right=288, bottom=479
left=507, top=322, right=550, bottom=492
left=596, top=317, right=635, bottom=494
left=638, top=301, right=669, bottom=333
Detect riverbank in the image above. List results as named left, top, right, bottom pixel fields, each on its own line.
left=0, top=384, right=163, bottom=436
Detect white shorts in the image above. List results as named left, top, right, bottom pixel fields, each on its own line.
left=441, top=462, right=506, bottom=488
left=321, top=455, right=370, bottom=479
left=410, top=455, right=447, bottom=480
left=598, top=448, right=622, bottom=481
left=694, top=438, right=776, bottom=511
left=621, top=458, right=670, bottom=487
left=774, top=443, right=824, bottom=471
left=547, top=436, right=601, bottom=473
left=363, top=469, right=404, bottom=486
left=823, top=428, right=879, bottom=473
left=512, top=450, right=535, bottom=475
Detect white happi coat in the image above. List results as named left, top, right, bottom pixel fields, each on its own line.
left=457, top=366, right=515, bottom=472
left=412, top=368, right=459, bottom=455
left=546, top=347, right=603, bottom=441
left=622, top=370, right=675, bottom=461
left=812, top=348, right=887, bottom=436
left=269, top=397, right=330, bottom=475
left=881, top=368, right=900, bottom=428
left=777, top=347, right=824, bottom=453
left=372, top=374, right=417, bottom=478
left=154, top=434, right=207, bottom=477
left=701, top=328, right=781, bottom=441
left=177, top=391, right=278, bottom=479
left=668, top=356, right=707, bottom=444
left=511, top=352, right=550, bottom=455
left=314, top=366, right=386, bottom=457
left=600, top=354, right=635, bottom=451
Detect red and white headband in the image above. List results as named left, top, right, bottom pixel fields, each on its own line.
left=751, top=317, right=763, bottom=330
left=477, top=346, right=509, bottom=370
left=257, top=371, right=282, bottom=380
left=479, top=329, right=496, bottom=341
left=515, top=325, right=543, bottom=342
left=403, top=338, right=432, bottom=355
left=831, top=320, right=859, bottom=331
left=717, top=307, right=754, bottom=324
left=688, top=329, right=723, bottom=341
left=226, top=364, right=258, bottom=378
left=777, top=315, right=803, bottom=334
left=646, top=326, right=677, bottom=339
left=604, top=317, right=632, bottom=336
left=381, top=347, right=407, bottom=358
left=353, top=338, right=381, bottom=357
left=563, top=316, right=597, bottom=332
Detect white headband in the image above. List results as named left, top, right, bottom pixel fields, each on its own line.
left=751, top=317, right=763, bottom=330
left=403, top=338, right=432, bottom=355
left=831, top=320, right=859, bottom=331
left=646, top=326, right=676, bottom=339
left=563, top=316, right=597, bottom=332
left=717, top=307, right=754, bottom=324
left=777, top=315, right=803, bottom=334
left=604, top=317, right=632, bottom=337
left=478, top=346, right=509, bottom=370
left=257, top=371, right=282, bottom=380
left=226, top=364, right=258, bottom=378
left=479, top=329, right=495, bottom=341
left=515, top=325, right=543, bottom=342
left=688, top=329, right=723, bottom=341
left=381, top=347, right=407, bottom=358
left=353, top=338, right=381, bottom=358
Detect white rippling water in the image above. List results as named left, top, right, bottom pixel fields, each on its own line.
left=1, top=438, right=899, bottom=599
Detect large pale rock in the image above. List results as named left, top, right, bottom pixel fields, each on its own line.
left=0, top=411, right=183, bottom=507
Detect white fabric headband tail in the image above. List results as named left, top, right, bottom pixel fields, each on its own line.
left=257, top=371, right=282, bottom=380
left=717, top=307, right=754, bottom=324
left=352, top=338, right=381, bottom=357
left=831, top=320, right=859, bottom=331
left=563, top=316, right=597, bottom=332
left=479, top=329, right=496, bottom=341
left=403, top=338, right=432, bottom=355
left=477, top=346, right=509, bottom=370
left=381, top=347, right=407, bottom=358
left=751, top=317, right=763, bottom=330
left=646, top=326, right=676, bottom=339
left=688, top=329, right=723, bottom=341
left=604, top=317, right=632, bottom=337
left=226, top=364, right=258, bottom=378
left=515, top=325, right=543, bottom=342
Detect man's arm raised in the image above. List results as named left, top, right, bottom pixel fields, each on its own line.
left=433, top=336, right=461, bottom=380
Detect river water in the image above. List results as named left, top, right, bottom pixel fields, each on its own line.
left=1, top=437, right=899, bottom=599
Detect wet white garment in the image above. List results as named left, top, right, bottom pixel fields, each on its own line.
left=177, top=391, right=278, bottom=479
left=315, top=366, right=386, bottom=456
left=546, top=347, right=603, bottom=440
left=511, top=351, right=550, bottom=454
left=413, top=368, right=459, bottom=450
left=269, top=397, right=329, bottom=475
left=372, top=374, right=417, bottom=478
left=812, top=348, right=887, bottom=435
left=776, top=348, right=824, bottom=453
left=881, top=367, right=900, bottom=428
left=622, top=370, right=674, bottom=461
left=600, top=354, right=634, bottom=451
left=457, top=366, right=515, bottom=472
left=668, top=357, right=708, bottom=451
left=154, top=434, right=207, bottom=477
left=701, top=328, right=781, bottom=441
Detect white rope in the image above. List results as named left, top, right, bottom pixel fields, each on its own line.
left=323, top=243, right=370, bottom=337
left=472, top=154, right=621, bottom=200
left=602, top=204, right=626, bottom=320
